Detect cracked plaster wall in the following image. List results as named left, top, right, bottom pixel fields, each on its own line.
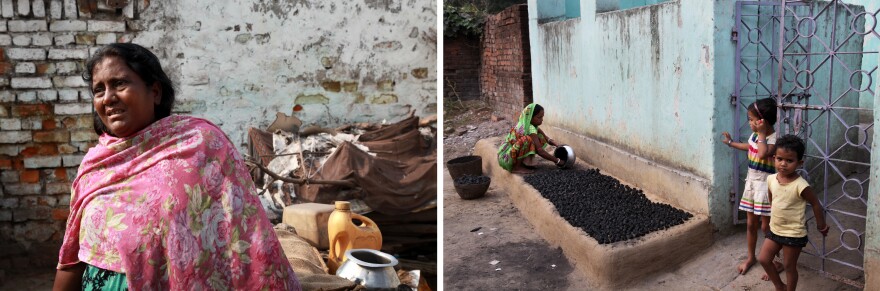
left=133, top=0, right=438, bottom=149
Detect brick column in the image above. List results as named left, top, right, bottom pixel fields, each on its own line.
left=480, top=4, right=532, bottom=120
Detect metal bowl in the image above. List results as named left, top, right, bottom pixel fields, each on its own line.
left=553, top=145, right=576, bottom=169
left=335, top=249, right=401, bottom=289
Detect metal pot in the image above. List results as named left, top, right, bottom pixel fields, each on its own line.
left=553, top=145, right=576, bottom=169
left=335, top=249, right=401, bottom=289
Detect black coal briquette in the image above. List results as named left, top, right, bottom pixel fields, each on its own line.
left=524, top=169, right=692, bottom=244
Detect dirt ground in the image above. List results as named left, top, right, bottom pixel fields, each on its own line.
left=442, top=103, right=860, bottom=290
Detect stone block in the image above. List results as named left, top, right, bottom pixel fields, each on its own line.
left=294, top=93, right=329, bottom=105
left=52, top=76, right=86, bottom=87
left=0, top=91, right=13, bottom=102
left=14, top=62, right=35, bottom=74
left=88, top=20, right=124, bottom=32
left=20, top=117, right=42, bottom=130
left=58, top=89, right=78, bottom=101
left=411, top=68, right=429, bottom=79
left=33, top=130, right=69, bottom=143
left=8, top=20, right=47, bottom=32
left=35, top=63, right=53, bottom=74
left=0, top=34, right=10, bottom=46
left=36, top=195, right=57, bottom=207
left=6, top=48, right=46, bottom=61
left=0, top=198, right=18, bottom=208
left=48, top=48, right=88, bottom=60
left=32, top=33, right=51, bottom=46
left=0, top=131, right=31, bottom=143
left=32, top=0, right=45, bottom=17
left=371, top=93, right=398, bottom=104
left=74, top=33, right=94, bottom=45
left=16, top=91, right=36, bottom=102
left=70, top=130, right=96, bottom=142
left=0, top=145, right=21, bottom=155
left=24, top=156, right=61, bottom=168
left=57, top=144, right=76, bottom=154
left=49, top=0, right=62, bottom=19
left=61, top=154, right=83, bottom=166
left=0, top=171, right=18, bottom=184
left=58, top=195, right=70, bottom=206
left=62, top=0, right=75, bottom=19
left=95, top=32, right=115, bottom=44
left=54, top=61, right=77, bottom=74
left=15, top=0, right=28, bottom=17
left=49, top=20, right=86, bottom=31
left=46, top=182, right=69, bottom=194
left=37, top=90, right=57, bottom=101
left=282, top=203, right=336, bottom=249
left=12, top=34, right=30, bottom=45
left=54, top=103, right=90, bottom=115
left=54, top=34, right=74, bottom=45
left=20, top=170, right=39, bottom=183
left=0, top=210, right=10, bottom=222
left=0, top=118, right=22, bottom=130
left=52, top=208, right=68, bottom=220
left=0, top=0, right=12, bottom=18
left=12, top=104, right=52, bottom=117
left=11, top=77, right=51, bottom=89
left=7, top=183, right=42, bottom=195
left=15, top=220, right=56, bottom=239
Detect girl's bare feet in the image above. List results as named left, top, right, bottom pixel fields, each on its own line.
left=761, top=261, right=785, bottom=281
left=737, top=258, right=756, bottom=274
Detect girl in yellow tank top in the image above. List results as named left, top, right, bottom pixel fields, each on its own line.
left=757, top=135, right=828, bottom=291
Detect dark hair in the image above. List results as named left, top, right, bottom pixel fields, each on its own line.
left=533, top=104, right=544, bottom=115
left=748, top=98, right=777, bottom=126
left=83, top=43, right=175, bottom=136
left=775, top=134, right=806, bottom=160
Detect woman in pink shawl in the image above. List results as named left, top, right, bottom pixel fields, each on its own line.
left=53, top=43, right=301, bottom=290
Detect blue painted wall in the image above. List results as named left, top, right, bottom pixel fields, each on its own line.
left=527, top=0, right=727, bottom=225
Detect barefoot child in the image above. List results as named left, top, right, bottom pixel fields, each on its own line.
left=497, top=103, right=563, bottom=174
left=721, top=98, right=780, bottom=275
left=758, top=135, right=829, bottom=291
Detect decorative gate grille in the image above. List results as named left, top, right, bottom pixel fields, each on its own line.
left=733, top=0, right=876, bottom=286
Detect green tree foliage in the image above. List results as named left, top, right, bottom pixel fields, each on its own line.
left=443, top=0, right=527, bottom=38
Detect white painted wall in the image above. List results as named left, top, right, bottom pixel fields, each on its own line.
left=132, top=0, right=438, bottom=148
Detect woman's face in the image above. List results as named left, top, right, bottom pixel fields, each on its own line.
left=531, top=109, right=544, bottom=126
left=91, top=56, right=161, bottom=137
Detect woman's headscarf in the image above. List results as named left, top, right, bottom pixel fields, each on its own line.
left=58, top=115, right=300, bottom=290
left=505, top=103, right=539, bottom=142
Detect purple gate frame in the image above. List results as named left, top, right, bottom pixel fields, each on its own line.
left=733, top=0, right=876, bottom=286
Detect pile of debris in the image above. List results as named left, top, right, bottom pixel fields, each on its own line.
left=245, top=110, right=439, bottom=288
left=247, top=111, right=437, bottom=219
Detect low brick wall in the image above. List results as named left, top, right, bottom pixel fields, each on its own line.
left=481, top=4, right=531, bottom=120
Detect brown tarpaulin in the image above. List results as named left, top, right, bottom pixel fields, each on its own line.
left=299, top=117, right=436, bottom=215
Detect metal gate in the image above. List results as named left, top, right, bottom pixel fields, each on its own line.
left=733, top=0, right=876, bottom=286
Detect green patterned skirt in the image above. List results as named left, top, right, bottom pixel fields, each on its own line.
left=82, top=264, right=128, bottom=291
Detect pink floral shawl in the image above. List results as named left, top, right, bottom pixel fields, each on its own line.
left=58, top=116, right=300, bottom=290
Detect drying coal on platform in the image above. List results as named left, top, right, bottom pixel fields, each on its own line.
left=244, top=109, right=438, bottom=290
left=525, top=169, right=693, bottom=244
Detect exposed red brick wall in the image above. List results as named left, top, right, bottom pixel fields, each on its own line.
left=443, top=36, right=481, bottom=101
left=0, top=0, right=144, bottom=275
left=481, top=4, right=532, bottom=120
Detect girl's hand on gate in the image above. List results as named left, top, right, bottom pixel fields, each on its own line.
left=818, top=224, right=829, bottom=236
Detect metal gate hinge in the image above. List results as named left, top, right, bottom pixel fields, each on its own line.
left=729, top=94, right=737, bottom=105
left=731, top=29, right=738, bottom=41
